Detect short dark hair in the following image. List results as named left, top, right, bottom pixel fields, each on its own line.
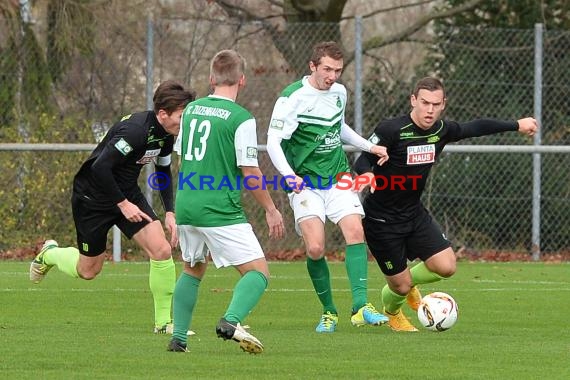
left=310, top=41, right=344, bottom=67
left=413, top=77, right=445, bottom=98
left=153, top=80, right=196, bottom=114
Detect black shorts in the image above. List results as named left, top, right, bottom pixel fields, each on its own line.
left=71, top=191, right=158, bottom=257
left=363, top=208, right=451, bottom=276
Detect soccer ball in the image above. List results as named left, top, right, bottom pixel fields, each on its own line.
left=417, top=292, right=458, bottom=332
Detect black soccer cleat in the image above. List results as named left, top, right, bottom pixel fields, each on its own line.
left=215, top=317, right=264, bottom=354
left=167, top=338, right=188, bottom=353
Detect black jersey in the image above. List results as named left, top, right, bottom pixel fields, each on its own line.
left=73, top=111, right=174, bottom=209
left=354, top=114, right=518, bottom=224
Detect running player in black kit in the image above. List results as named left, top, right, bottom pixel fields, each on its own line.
left=354, top=77, right=538, bottom=331
left=30, top=80, right=195, bottom=334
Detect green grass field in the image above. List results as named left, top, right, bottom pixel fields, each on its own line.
left=1, top=260, right=569, bottom=380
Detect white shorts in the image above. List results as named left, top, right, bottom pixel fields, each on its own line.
left=287, top=186, right=364, bottom=235
left=177, top=223, right=265, bottom=268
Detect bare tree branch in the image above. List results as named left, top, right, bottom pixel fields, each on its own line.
left=342, top=0, right=438, bottom=21
left=202, top=0, right=488, bottom=72
left=232, top=25, right=267, bottom=43
left=290, top=0, right=322, bottom=13
left=213, top=0, right=272, bottom=21
left=346, top=0, right=485, bottom=65
left=213, top=0, right=329, bottom=22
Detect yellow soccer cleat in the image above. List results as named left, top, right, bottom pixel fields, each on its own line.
left=385, top=308, right=419, bottom=332
left=29, top=240, right=58, bottom=283
left=406, top=286, right=422, bottom=312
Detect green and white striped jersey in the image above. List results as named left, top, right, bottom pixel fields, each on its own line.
left=267, top=76, right=350, bottom=188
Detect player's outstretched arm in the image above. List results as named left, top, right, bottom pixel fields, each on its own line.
left=516, top=117, right=539, bottom=136
left=266, top=134, right=305, bottom=193
left=241, top=166, right=285, bottom=240
left=369, top=145, right=389, bottom=166
left=340, top=124, right=388, bottom=165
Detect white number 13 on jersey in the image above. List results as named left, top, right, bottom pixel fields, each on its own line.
left=184, top=118, right=211, bottom=161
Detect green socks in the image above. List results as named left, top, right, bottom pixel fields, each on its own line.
left=381, top=284, right=406, bottom=314
left=307, top=243, right=369, bottom=314
left=149, top=258, right=176, bottom=327
left=172, top=272, right=201, bottom=343
left=344, top=243, right=368, bottom=311
left=224, top=270, right=268, bottom=323
left=307, top=257, right=337, bottom=315
left=171, top=270, right=268, bottom=343
left=382, top=263, right=445, bottom=314
left=410, top=262, right=444, bottom=286
left=172, top=270, right=268, bottom=343
left=43, top=247, right=79, bottom=278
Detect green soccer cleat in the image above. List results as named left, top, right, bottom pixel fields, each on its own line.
left=216, top=318, right=264, bottom=354
left=351, top=302, right=389, bottom=326
left=315, top=311, right=338, bottom=333
left=29, top=240, right=58, bottom=284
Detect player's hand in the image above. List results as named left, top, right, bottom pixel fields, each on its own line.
left=117, top=199, right=153, bottom=223
left=164, top=211, right=178, bottom=248
left=517, top=117, right=539, bottom=136
left=284, top=175, right=305, bottom=194
left=370, top=145, right=389, bottom=166
left=266, top=208, right=285, bottom=240
left=353, top=172, right=376, bottom=193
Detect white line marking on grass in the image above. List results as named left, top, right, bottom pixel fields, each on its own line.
left=0, top=288, right=146, bottom=292
left=418, top=287, right=570, bottom=292
left=0, top=271, right=348, bottom=280
left=2, top=287, right=570, bottom=293
left=472, top=279, right=570, bottom=285
left=7, top=269, right=568, bottom=284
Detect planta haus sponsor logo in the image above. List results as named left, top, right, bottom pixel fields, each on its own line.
left=407, top=144, right=435, bottom=165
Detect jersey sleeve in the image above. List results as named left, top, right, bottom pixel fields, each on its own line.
left=154, top=162, right=174, bottom=212
left=173, top=115, right=184, bottom=155
left=157, top=135, right=174, bottom=166
left=340, top=122, right=373, bottom=152
left=354, top=121, right=392, bottom=174
left=234, top=118, right=259, bottom=167
left=266, top=134, right=295, bottom=176
left=155, top=136, right=174, bottom=212
left=90, top=123, right=144, bottom=204
left=267, top=95, right=300, bottom=140
left=445, top=119, right=518, bottom=142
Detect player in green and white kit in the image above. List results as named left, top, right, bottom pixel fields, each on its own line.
left=167, top=50, right=284, bottom=354
left=267, top=41, right=390, bottom=333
